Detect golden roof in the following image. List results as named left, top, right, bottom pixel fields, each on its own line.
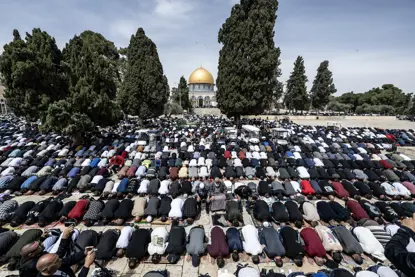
left=188, top=67, right=214, bottom=85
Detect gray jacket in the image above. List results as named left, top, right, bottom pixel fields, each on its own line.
left=332, top=226, right=363, bottom=254
left=186, top=226, right=206, bottom=255
left=259, top=227, right=285, bottom=257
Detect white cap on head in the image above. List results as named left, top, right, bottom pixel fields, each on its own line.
left=263, top=221, right=270, bottom=227
left=146, top=216, right=152, bottom=222
left=199, top=183, right=204, bottom=189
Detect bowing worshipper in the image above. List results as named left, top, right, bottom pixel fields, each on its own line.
left=359, top=199, right=382, bottom=220
left=300, top=227, right=327, bottom=266
left=375, top=201, right=399, bottom=222
left=82, top=199, right=104, bottom=227
left=169, top=197, right=184, bottom=220
left=389, top=202, right=407, bottom=218
left=207, top=226, right=229, bottom=268
left=0, top=231, right=18, bottom=258
left=115, top=226, right=134, bottom=257
left=225, top=198, right=243, bottom=227
left=353, top=181, right=374, bottom=199
left=154, top=195, right=170, bottom=222
left=271, top=201, right=289, bottom=223
left=346, top=199, right=370, bottom=221
left=352, top=225, right=386, bottom=261
left=132, top=196, right=147, bottom=222
left=314, top=224, right=344, bottom=264
left=158, top=179, right=171, bottom=195
left=62, top=198, right=89, bottom=224
left=95, top=229, right=120, bottom=262
left=241, top=224, right=263, bottom=265
left=145, top=195, right=160, bottom=223
left=258, top=179, right=271, bottom=196
left=270, top=180, right=286, bottom=200
left=329, top=201, right=351, bottom=222
left=148, top=227, right=169, bottom=264
left=169, top=180, right=182, bottom=199
left=299, top=200, right=320, bottom=223
left=330, top=181, right=350, bottom=200
left=259, top=222, right=285, bottom=267
left=98, top=199, right=119, bottom=224
left=318, top=180, right=336, bottom=198
left=380, top=180, right=402, bottom=200
left=359, top=219, right=391, bottom=247
left=38, top=199, right=64, bottom=227
left=57, top=201, right=76, bottom=222
left=340, top=180, right=360, bottom=199
left=3, top=229, right=43, bottom=270
left=137, top=178, right=149, bottom=195
left=253, top=199, right=271, bottom=224
left=112, top=198, right=134, bottom=225
left=279, top=225, right=305, bottom=267
left=186, top=225, right=207, bottom=267
left=316, top=200, right=341, bottom=224
left=284, top=200, right=303, bottom=228
left=165, top=220, right=186, bottom=264
left=300, top=180, right=316, bottom=198
left=367, top=181, right=388, bottom=200
left=226, top=227, right=243, bottom=262
left=25, top=198, right=52, bottom=225
left=0, top=199, right=18, bottom=224
left=331, top=228, right=363, bottom=265
left=74, top=230, right=99, bottom=257
left=126, top=227, right=151, bottom=268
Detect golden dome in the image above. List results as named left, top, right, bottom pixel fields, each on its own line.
left=188, top=67, right=214, bottom=85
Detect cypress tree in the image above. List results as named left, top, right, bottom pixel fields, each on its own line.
left=43, top=31, right=122, bottom=142
left=0, top=28, right=67, bottom=121
left=118, top=28, right=169, bottom=119
left=217, top=0, right=279, bottom=125
left=310, top=60, right=337, bottom=111
left=284, top=56, right=309, bottom=113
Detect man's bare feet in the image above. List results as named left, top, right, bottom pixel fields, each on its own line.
left=186, top=255, right=191, bottom=262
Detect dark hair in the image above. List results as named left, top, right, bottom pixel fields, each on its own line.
left=232, top=220, right=240, bottom=227
left=376, top=218, right=385, bottom=225
left=332, top=251, right=343, bottom=263
left=252, top=255, right=260, bottom=264
left=354, top=195, right=361, bottom=201
left=217, top=256, right=225, bottom=268
left=161, top=216, right=167, bottom=222
left=152, top=254, right=161, bottom=264
left=186, top=218, right=194, bottom=225
left=172, top=219, right=179, bottom=226
left=311, top=221, right=318, bottom=228
left=352, top=254, right=363, bottom=265
left=316, top=194, right=322, bottom=199
left=294, top=256, right=303, bottom=267
left=275, top=257, right=283, bottom=267
left=366, top=194, right=372, bottom=200
left=295, top=220, right=302, bottom=229
left=232, top=251, right=239, bottom=262
left=307, top=195, right=313, bottom=200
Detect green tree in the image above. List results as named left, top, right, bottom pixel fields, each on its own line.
left=310, top=60, right=336, bottom=111
left=216, top=0, right=279, bottom=125
left=326, top=100, right=352, bottom=113
left=0, top=29, right=68, bottom=121
left=271, top=47, right=284, bottom=111
left=43, top=30, right=122, bottom=141
left=284, top=56, right=309, bottom=113
left=118, top=28, right=169, bottom=119
left=172, top=76, right=192, bottom=110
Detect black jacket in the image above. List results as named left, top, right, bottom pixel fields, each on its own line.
left=385, top=226, right=415, bottom=277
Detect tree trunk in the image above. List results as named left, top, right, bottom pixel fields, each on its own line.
left=71, top=133, right=83, bottom=146
left=234, top=115, right=241, bottom=129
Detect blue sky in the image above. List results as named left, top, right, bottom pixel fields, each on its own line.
left=0, top=0, right=414, bottom=94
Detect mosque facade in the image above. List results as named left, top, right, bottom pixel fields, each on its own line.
left=188, top=67, right=217, bottom=108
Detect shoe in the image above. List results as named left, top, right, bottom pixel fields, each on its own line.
left=260, top=268, right=267, bottom=277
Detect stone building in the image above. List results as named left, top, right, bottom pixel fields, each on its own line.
left=188, top=67, right=217, bottom=108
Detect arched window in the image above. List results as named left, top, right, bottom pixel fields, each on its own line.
left=198, top=96, right=203, bottom=107
left=204, top=96, right=211, bottom=107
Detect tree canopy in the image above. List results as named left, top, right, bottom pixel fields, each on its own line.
left=172, top=76, right=191, bottom=110
left=310, top=60, right=336, bottom=111
left=42, top=30, right=122, bottom=138
left=0, top=29, right=68, bottom=121
left=118, top=28, right=169, bottom=119
left=216, top=0, right=279, bottom=123
left=284, top=56, right=309, bottom=112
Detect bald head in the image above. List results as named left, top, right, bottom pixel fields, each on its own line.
left=36, top=253, right=61, bottom=275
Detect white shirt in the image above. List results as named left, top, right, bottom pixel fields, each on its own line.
left=148, top=227, right=169, bottom=255
left=1, top=167, right=15, bottom=176
left=353, top=226, right=386, bottom=261
left=116, top=226, right=134, bottom=249
left=400, top=154, right=412, bottom=161
left=169, top=198, right=184, bottom=218
left=297, top=166, right=310, bottom=179
left=197, top=157, right=205, bottom=166
left=58, top=149, right=69, bottom=157
left=81, top=159, right=91, bottom=167
left=234, top=159, right=242, bottom=167
left=313, top=158, right=324, bottom=167
left=101, top=150, right=109, bottom=158
left=91, top=175, right=103, bottom=184
left=8, top=157, right=23, bottom=167
left=189, top=159, right=197, bottom=167
left=392, top=182, right=411, bottom=196
left=98, top=158, right=108, bottom=167
left=241, top=225, right=262, bottom=255
left=137, top=179, right=150, bottom=193
left=159, top=180, right=171, bottom=195
left=386, top=224, right=415, bottom=252
left=381, top=182, right=398, bottom=196
left=112, top=181, right=121, bottom=193
left=293, top=152, right=302, bottom=159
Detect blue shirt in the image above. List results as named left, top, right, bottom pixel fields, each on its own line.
left=21, top=176, right=38, bottom=189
